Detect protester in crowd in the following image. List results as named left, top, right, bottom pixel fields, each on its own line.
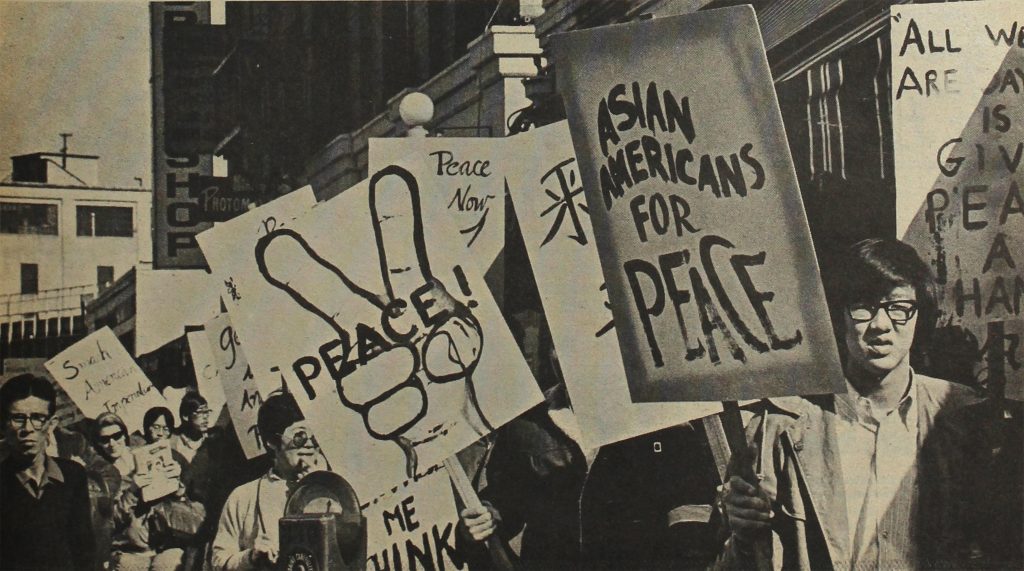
left=714, top=238, right=980, bottom=570
left=458, top=379, right=593, bottom=570
left=0, top=374, right=95, bottom=571
left=103, top=407, right=205, bottom=571
left=211, top=391, right=326, bottom=570
left=927, top=389, right=1023, bottom=568
left=171, top=392, right=212, bottom=465
left=93, top=412, right=136, bottom=478
left=144, top=406, right=175, bottom=444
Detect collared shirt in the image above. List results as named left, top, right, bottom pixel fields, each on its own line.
left=835, top=373, right=919, bottom=571
left=170, top=432, right=205, bottom=465
left=212, top=469, right=292, bottom=571
left=14, top=455, right=65, bottom=500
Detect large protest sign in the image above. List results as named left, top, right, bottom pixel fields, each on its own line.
left=186, top=328, right=227, bottom=416
left=369, top=137, right=507, bottom=269
left=203, top=312, right=273, bottom=458
left=506, top=121, right=721, bottom=448
left=894, top=0, right=1024, bottom=400
left=198, top=177, right=541, bottom=500
left=363, top=469, right=463, bottom=571
left=1, top=358, right=85, bottom=428
left=551, top=7, right=844, bottom=402
left=45, top=327, right=168, bottom=433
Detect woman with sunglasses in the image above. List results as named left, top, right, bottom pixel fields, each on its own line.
left=93, top=412, right=134, bottom=478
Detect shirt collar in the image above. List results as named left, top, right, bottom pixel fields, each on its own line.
left=15, top=455, right=64, bottom=498
left=837, top=369, right=917, bottom=428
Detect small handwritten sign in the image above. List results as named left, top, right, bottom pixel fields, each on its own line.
left=133, top=440, right=181, bottom=502
left=45, top=327, right=168, bottom=434
left=204, top=313, right=270, bottom=459
left=187, top=329, right=227, bottom=416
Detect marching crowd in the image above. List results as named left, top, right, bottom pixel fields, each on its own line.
left=0, top=238, right=1021, bottom=571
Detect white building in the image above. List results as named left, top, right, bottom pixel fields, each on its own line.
left=0, top=152, right=151, bottom=353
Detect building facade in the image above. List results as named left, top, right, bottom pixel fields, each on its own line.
left=0, top=152, right=151, bottom=362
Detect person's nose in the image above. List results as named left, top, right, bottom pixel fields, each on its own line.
left=866, top=308, right=894, bottom=332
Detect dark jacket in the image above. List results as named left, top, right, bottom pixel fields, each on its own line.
left=0, top=456, right=96, bottom=571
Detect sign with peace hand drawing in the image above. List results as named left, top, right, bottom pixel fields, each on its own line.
left=198, top=170, right=540, bottom=499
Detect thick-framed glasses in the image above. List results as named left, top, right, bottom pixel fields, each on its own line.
left=286, top=430, right=319, bottom=450
left=8, top=413, right=51, bottom=430
left=848, top=300, right=918, bottom=325
left=98, top=430, right=126, bottom=445
left=191, top=408, right=212, bottom=419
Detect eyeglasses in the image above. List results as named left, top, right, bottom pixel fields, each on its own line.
left=148, top=424, right=171, bottom=434
left=8, top=413, right=51, bottom=430
left=191, top=408, right=212, bottom=419
left=848, top=300, right=918, bottom=325
left=98, top=430, right=126, bottom=445
left=285, top=430, right=319, bottom=450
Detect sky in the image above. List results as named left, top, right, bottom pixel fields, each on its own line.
left=0, top=2, right=151, bottom=189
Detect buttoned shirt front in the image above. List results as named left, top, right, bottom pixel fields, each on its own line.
left=835, top=374, right=919, bottom=571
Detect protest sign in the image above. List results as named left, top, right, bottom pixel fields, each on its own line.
left=1, top=358, right=85, bottom=428
left=133, top=440, right=181, bottom=502
left=894, top=0, right=1024, bottom=401
left=198, top=172, right=542, bottom=500
left=363, top=468, right=462, bottom=571
left=186, top=329, right=227, bottom=416
left=203, top=312, right=273, bottom=458
left=506, top=121, right=721, bottom=448
left=551, top=7, right=844, bottom=402
left=369, top=137, right=507, bottom=269
left=45, top=327, right=168, bottom=433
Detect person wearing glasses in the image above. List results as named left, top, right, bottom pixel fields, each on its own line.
left=172, top=392, right=213, bottom=465
left=212, top=391, right=326, bottom=570
left=143, top=407, right=175, bottom=445
left=714, top=238, right=980, bottom=570
left=0, top=374, right=95, bottom=571
left=93, top=412, right=135, bottom=478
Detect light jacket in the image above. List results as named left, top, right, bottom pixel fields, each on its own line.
left=713, top=373, right=979, bottom=571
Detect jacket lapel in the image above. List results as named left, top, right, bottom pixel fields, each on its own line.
left=785, top=399, right=851, bottom=570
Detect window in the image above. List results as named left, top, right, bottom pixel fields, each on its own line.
left=0, top=202, right=58, bottom=235
left=97, top=266, right=114, bottom=290
left=76, top=206, right=133, bottom=237
left=21, top=264, right=38, bottom=294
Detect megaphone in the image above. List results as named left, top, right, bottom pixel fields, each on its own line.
left=279, top=471, right=367, bottom=571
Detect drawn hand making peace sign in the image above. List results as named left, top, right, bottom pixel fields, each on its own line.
left=254, top=166, right=488, bottom=475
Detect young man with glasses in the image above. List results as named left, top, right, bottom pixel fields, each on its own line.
left=172, top=392, right=213, bottom=465
left=0, top=374, right=95, bottom=571
left=212, top=392, right=326, bottom=570
left=715, top=238, right=979, bottom=570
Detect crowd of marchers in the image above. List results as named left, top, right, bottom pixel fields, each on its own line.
left=1, top=238, right=1021, bottom=571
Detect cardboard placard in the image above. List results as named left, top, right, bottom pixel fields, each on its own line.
left=363, top=469, right=462, bottom=571
left=45, top=327, right=169, bottom=433
left=893, top=0, right=1024, bottom=400
left=551, top=7, right=844, bottom=402
left=204, top=313, right=273, bottom=458
left=198, top=172, right=542, bottom=501
left=369, top=137, right=508, bottom=268
left=133, top=440, right=181, bottom=502
left=506, top=121, right=722, bottom=448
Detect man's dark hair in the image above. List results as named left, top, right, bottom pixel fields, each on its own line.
left=0, top=374, right=57, bottom=422
left=179, top=391, right=208, bottom=419
left=257, top=392, right=304, bottom=450
left=826, top=238, right=937, bottom=349
left=143, top=406, right=175, bottom=433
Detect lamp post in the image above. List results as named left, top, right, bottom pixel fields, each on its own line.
left=399, top=92, right=434, bottom=137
